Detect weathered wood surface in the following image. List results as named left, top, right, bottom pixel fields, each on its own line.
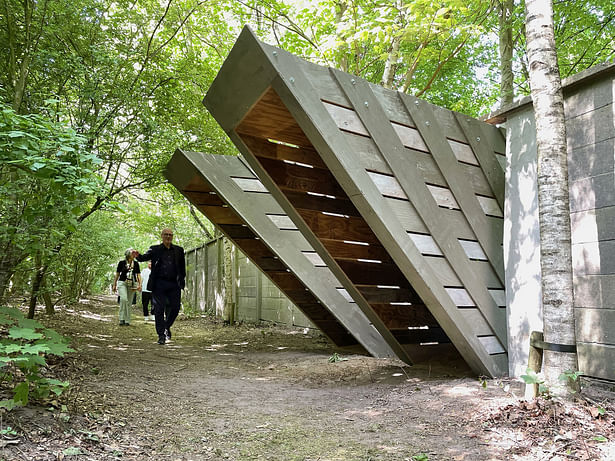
left=202, top=26, right=508, bottom=376
left=165, top=149, right=397, bottom=358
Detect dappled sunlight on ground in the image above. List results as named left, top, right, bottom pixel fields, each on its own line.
left=1, top=295, right=614, bottom=461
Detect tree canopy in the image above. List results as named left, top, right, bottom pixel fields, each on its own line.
left=0, top=0, right=613, bottom=310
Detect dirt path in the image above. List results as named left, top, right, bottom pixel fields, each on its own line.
left=1, top=296, right=614, bottom=460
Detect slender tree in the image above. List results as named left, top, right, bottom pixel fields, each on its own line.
left=524, top=0, right=578, bottom=395
left=498, top=0, right=515, bottom=107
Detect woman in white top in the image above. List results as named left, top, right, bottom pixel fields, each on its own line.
left=112, top=249, right=142, bottom=325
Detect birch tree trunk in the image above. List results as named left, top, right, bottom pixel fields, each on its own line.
left=381, top=35, right=401, bottom=89
left=524, top=0, right=578, bottom=396
left=498, top=0, right=514, bottom=107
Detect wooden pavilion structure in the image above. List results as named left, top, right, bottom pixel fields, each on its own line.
left=201, top=26, right=508, bottom=376
left=165, top=149, right=398, bottom=358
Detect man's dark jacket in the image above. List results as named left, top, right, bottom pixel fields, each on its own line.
left=137, top=243, right=186, bottom=291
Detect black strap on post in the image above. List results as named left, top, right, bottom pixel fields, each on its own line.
left=530, top=333, right=577, bottom=353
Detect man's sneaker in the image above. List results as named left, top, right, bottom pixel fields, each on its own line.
left=144, top=316, right=148, bottom=322
left=149, top=315, right=155, bottom=321
left=165, top=328, right=171, bottom=340
left=157, top=337, right=166, bottom=345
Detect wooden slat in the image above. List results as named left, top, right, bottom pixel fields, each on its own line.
left=454, top=113, right=506, bottom=209
left=448, top=139, right=479, bottom=165
left=302, top=251, right=326, bottom=267
left=357, top=286, right=422, bottom=304
left=283, top=190, right=361, bottom=217
left=297, top=208, right=381, bottom=245
left=236, top=87, right=312, bottom=147
left=333, top=70, right=507, bottom=345
left=479, top=336, right=506, bottom=355
left=266, top=214, right=298, bottom=230
left=253, top=256, right=287, bottom=272
left=198, top=205, right=244, bottom=225
left=392, top=327, right=450, bottom=344
left=324, top=102, right=369, bottom=136
left=266, top=271, right=307, bottom=291
left=257, top=156, right=348, bottom=198
left=232, top=238, right=274, bottom=259
left=232, top=177, right=268, bottom=193
left=184, top=190, right=227, bottom=207
left=241, top=134, right=328, bottom=168
left=218, top=224, right=256, bottom=239
left=401, top=94, right=505, bottom=282
left=370, top=303, right=439, bottom=328
left=426, top=257, right=503, bottom=289
left=336, top=260, right=411, bottom=287
left=283, top=289, right=319, bottom=304
left=320, top=238, right=392, bottom=262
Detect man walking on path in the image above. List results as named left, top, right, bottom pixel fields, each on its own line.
left=136, top=228, right=186, bottom=344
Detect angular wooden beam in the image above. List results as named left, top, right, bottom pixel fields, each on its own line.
left=165, top=149, right=397, bottom=359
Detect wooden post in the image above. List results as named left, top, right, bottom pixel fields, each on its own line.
left=525, top=331, right=544, bottom=399
left=255, top=269, right=262, bottom=322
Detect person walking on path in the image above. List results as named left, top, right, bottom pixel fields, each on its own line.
left=135, top=229, right=185, bottom=345
left=140, top=262, right=154, bottom=321
left=112, top=249, right=142, bottom=326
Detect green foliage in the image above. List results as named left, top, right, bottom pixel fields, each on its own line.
left=1, top=0, right=613, bottom=306
left=559, top=369, right=583, bottom=383
left=0, top=102, right=105, bottom=301
left=522, top=368, right=585, bottom=397
left=520, top=367, right=549, bottom=396
left=327, top=352, right=348, bottom=363
left=0, top=426, right=17, bottom=436
left=0, top=307, right=73, bottom=410
left=558, top=369, right=584, bottom=394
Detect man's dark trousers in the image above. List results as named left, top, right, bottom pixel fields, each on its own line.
left=152, top=278, right=181, bottom=340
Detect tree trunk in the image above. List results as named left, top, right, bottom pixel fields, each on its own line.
left=27, top=253, right=46, bottom=319
left=381, top=35, right=401, bottom=89
left=334, top=0, right=349, bottom=72
left=222, top=237, right=235, bottom=324
left=524, top=0, right=578, bottom=396
left=498, top=0, right=515, bottom=107
left=0, top=245, right=21, bottom=303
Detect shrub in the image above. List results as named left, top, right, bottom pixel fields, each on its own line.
left=0, top=307, right=73, bottom=410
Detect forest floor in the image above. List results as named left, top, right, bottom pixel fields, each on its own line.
left=1, top=295, right=615, bottom=461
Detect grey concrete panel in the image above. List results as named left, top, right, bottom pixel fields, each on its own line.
left=570, top=173, right=615, bottom=212
left=572, top=240, right=615, bottom=276
left=571, top=206, right=615, bottom=244
left=566, top=104, right=614, bottom=150
left=577, top=342, right=615, bottom=381
left=564, top=77, right=614, bottom=120
left=575, top=307, right=615, bottom=343
left=574, top=274, right=615, bottom=308
left=568, top=137, right=615, bottom=181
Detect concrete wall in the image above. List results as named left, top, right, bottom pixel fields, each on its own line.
left=500, top=62, right=615, bottom=380
left=184, top=237, right=313, bottom=329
